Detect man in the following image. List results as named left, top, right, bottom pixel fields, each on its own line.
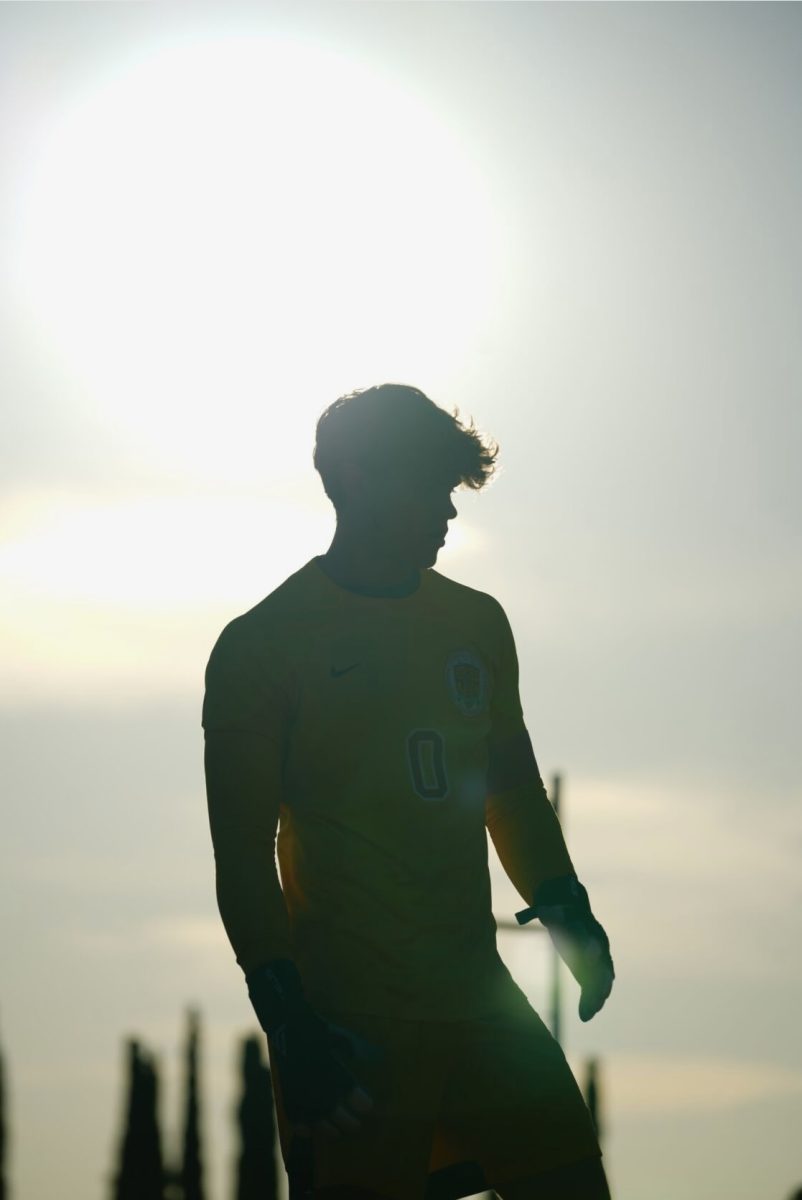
left=202, top=384, right=614, bottom=1199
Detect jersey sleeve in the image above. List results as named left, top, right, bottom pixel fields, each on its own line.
left=202, top=619, right=296, bottom=973
left=484, top=597, right=575, bottom=906
left=202, top=617, right=293, bottom=737
left=487, top=596, right=526, bottom=746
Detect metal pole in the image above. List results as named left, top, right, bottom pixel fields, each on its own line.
left=477, top=774, right=565, bottom=1199
left=549, top=772, right=563, bottom=1047
left=493, top=773, right=564, bottom=1047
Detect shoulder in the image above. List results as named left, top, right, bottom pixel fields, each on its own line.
left=426, top=568, right=511, bottom=632
left=205, top=560, right=315, bottom=670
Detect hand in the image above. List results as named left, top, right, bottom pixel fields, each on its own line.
left=517, top=875, right=615, bottom=1021
left=292, top=1083, right=374, bottom=1140
left=542, top=913, right=614, bottom=1022
left=271, top=1006, right=385, bottom=1139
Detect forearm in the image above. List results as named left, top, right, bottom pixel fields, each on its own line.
left=212, top=837, right=294, bottom=975
left=486, top=776, right=575, bottom=907
left=204, top=729, right=294, bottom=975
left=485, top=724, right=576, bottom=904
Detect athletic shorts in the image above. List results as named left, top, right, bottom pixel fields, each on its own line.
left=267, top=991, right=602, bottom=1199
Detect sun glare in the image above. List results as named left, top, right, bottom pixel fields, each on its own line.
left=0, top=486, right=482, bottom=701
left=11, top=31, right=505, bottom=486
left=0, top=488, right=480, bottom=608
left=6, top=32, right=500, bottom=700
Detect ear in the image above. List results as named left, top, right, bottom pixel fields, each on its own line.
left=339, top=459, right=381, bottom=507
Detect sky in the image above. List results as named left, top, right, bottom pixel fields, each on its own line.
left=1, top=3, right=801, bottom=1199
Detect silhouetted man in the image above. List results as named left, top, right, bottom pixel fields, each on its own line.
left=203, top=384, right=614, bottom=1198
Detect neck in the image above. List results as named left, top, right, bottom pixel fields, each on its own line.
left=318, top=527, right=419, bottom=595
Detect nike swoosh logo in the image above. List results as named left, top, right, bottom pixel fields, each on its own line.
left=330, top=662, right=360, bottom=678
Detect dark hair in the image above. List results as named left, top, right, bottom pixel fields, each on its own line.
left=314, top=383, right=499, bottom=510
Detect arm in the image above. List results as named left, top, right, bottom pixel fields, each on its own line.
left=484, top=599, right=575, bottom=906
left=205, top=726, right=377, bottom=1130
left=486, top=726, right=576, bottom=906
left=202, top=620, right=295, bottom=974
left=483, top=599, right=614, bottom=1021
left=202, top=621, right=381, bottom=1133
left=204, top=726, right=293, bottom=973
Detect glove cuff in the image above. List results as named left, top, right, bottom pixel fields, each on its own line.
left=245, top=957, right=308, bottom=1035
left=515, top=873, right=588, bottom=925
left=533, top=873, right=589, bottom=911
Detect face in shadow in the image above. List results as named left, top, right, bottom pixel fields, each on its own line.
left=339, top=458, right=459, bottom=571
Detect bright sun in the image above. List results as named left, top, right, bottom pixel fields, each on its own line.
left=12, top=31, right=505, bottom=485
left=5, top=31, right=497, bottom=701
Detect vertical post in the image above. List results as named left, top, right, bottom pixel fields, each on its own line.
left=0, top=1010, right=7, bottom=1200
left=584, top=1056, right=602, bottom=1146
left=548, top=772, right=563, bottom=1047
left=476, top=771, right=567, bottom=1199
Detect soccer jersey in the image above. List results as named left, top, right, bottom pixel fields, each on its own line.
left=202, top=555, right=573, bottom=1020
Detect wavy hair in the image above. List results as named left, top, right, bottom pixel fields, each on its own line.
left=314, top=383, right=498, bottom=511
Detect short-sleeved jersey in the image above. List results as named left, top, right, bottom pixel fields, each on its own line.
left=202, top=555, right=532, bottom=1020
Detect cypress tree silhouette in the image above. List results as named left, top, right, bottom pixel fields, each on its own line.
left=111, top=1039, right=165, bottom=1200
left=179, top=1009, right=205, bottom=1200
left=234, top=1035, right=279, bottom=1200
left=0, top=1010, right=7, bottom=1200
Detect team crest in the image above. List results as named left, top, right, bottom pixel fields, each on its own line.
left=445, top=648, right=488, bottom=717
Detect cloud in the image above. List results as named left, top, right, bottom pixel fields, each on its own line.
left=596, top=1051, right=802, bottom=1118
left=63, top=915, right=228, bottom=959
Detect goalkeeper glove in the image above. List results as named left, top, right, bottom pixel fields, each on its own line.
left=516, top=874, right=615, bottom=1022
left=246, top=958, right=384, bottom=1137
